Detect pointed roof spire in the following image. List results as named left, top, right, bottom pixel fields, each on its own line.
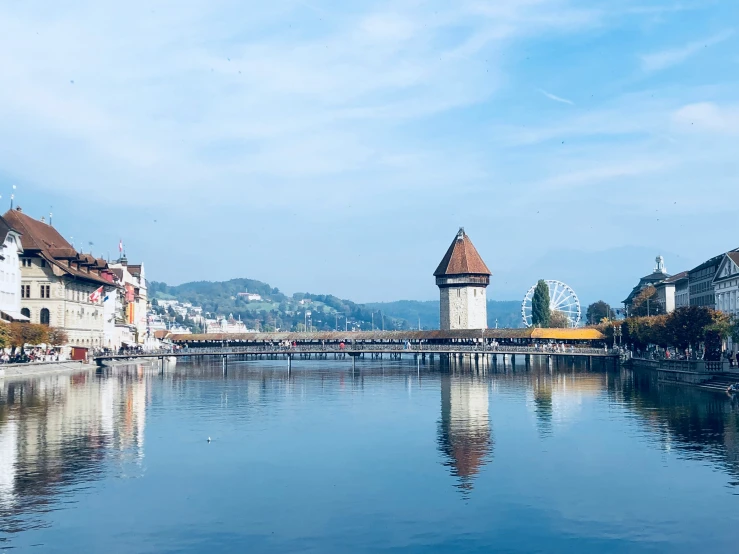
left=434, top=228, right=491, bottom=277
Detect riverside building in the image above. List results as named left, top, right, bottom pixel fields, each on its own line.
left=4, top=207, right=116, bottom=348
left=0, top=215, right=27, bottom=322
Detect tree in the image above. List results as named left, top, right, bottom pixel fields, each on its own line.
left=0, top=323, right=11, bottom=349
left=664, top=306, right=713, bottom=352
left=586, top=301, right=615, bottom=325
left=630, top=286, right=663, bottom=317
left=9, top=323, right=50, bottom=352
left=531, top=280, right=551, bottom=327
left=46, top=327, right=69, bottom=347
left=549, top=310, right=570, bottom=328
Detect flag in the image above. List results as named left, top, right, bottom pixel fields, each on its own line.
left=90, top=286, right=104, bottom=303
left=119, top=240, right=123, bottom=253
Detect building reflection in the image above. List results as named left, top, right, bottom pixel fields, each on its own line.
left=437, top=372, right=493, bottom=494
left=610, top=369, right=739, bottom=482
left=0, top=366, right=148, bottom=530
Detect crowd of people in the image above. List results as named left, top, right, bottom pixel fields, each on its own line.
left=0, top=347, right=63, bottom=364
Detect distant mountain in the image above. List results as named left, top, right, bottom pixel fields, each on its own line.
left=365, top=300, right=522, bottom=329
left=150, top=279, right=411, bottom=332
left=150, top=279, right=523, bottom=331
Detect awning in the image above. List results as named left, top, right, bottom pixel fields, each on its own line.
left=1, top=310, right=30, bottom=322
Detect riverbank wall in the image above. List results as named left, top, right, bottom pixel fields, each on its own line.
left=0, top=358, right=160, bottom=380
left=630, top=358, right=739, bottom=390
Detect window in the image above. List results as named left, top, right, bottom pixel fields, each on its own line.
left=21, top=258, right=32, bottom=268
left=21, top=284, right=30, bottom=298
left=21, top=308, right=30, bottom=318
left=40, top=285, right=51, bottom=299
left=40, top=308, right=50, bottom=326
left=40, top=260, right=46, bottom=268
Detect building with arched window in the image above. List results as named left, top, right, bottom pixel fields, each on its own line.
left=4, top=207, right=117, bottom=349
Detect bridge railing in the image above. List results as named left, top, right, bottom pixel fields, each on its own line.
left=139, top=345, right=616, bottom=356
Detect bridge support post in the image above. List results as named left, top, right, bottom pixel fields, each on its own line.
left=288, top=354, right=292, bottom=373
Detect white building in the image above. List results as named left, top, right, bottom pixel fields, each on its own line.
left=713, top=252, right=739, bottom=317
left=205, top=315, right=252, bottom=334
left=0, top=215, right=27, bottom=322
left=654, top=271, right=689, bottom=314
left=434, top=228, right=491, bottom=330
left=238, top=292, right=263, bottom=302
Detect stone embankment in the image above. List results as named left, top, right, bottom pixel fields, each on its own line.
left=0, top=358, right=158, bottom=380
left=0, top=360, right=88, bottom=379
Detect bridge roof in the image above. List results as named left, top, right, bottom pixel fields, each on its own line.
left=434, top=228, right=491, bottom=277
left=171, top=327, right=604, bottom=343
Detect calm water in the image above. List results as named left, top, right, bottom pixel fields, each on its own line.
left=2, top=357, right=739, bottom=553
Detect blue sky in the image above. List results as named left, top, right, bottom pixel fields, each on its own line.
left=1, top=0, right=738, bottom=304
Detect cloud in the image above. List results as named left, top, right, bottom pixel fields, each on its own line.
left=671, top=102, right=739, bottom=134
left=538, top=89, right=574, bottom=105
left=640, top=29, right=734, bottom=72
left=533, top=159, right=670, bottom=191
left=0, top=0, right=609, bottom=209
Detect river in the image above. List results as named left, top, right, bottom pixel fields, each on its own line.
left=1, top=357, right=739, bottom=553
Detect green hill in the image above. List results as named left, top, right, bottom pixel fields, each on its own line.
left=150, top=279, right=522, bottom=332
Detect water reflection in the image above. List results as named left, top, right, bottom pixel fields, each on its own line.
left=610, top=369, right=739, bottom=484
left=3, top=358, right=739, bottom=550
left=437, top=372, right=493, bottom=494
left=0, top=366, right=148, bottom=535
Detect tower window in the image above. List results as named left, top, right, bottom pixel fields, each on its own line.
left=474, top=289, right=477, bottom=297
left=457, top=289, right=460, bottom=298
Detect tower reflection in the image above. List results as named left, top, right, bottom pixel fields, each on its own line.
left=437, top=371, right=493, bottom=495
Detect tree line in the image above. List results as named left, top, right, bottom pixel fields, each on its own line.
left=600, top=306, right=739, bottom=361
left=0, top=323, right=68, bottom=352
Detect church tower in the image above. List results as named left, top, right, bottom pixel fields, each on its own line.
left=434, top=228, right=491, bottom=330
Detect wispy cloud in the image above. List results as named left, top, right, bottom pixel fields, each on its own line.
left=640, top=29, right=734, bottom=72
left=538, top=89, right=574, bottom=105
left=671, top=102, right=739, bottom=134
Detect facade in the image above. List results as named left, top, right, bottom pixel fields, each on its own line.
left=205, top=315, right=251, bottom=334
left=109, top=260, right=148, bottom=344
left=713, top=252, right=739, bottom=317
left=623, top=256, right=671, bottom=316
left=4, top=208, right=116, bottom=348
left=674, top=273, right=690, bottom=309
left=654, top=271, right=689, bottom=314
left=0, top=215, right=27, bottom=322
left=688, top=254, right=726, bottom=307
left=434, top=228, right=491, bottom=330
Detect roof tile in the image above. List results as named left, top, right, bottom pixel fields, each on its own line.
left=434, top=228, right=491, bottom=277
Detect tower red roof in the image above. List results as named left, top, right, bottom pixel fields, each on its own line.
left=434, top=228, right=491, bottom=277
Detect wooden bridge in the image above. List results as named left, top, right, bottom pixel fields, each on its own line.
left=95, top=343, right=619, bottom=370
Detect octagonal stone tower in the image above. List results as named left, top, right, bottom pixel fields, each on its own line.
left=434, top=228, right=491, bottom=330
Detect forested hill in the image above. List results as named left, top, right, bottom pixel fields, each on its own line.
left=149, top=279, right=522, bottom=332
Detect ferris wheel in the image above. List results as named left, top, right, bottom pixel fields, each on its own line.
left=521, top=280, right=581, bottom=328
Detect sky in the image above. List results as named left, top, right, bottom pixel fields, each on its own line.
left=1, top=0, right=738, bottom=305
